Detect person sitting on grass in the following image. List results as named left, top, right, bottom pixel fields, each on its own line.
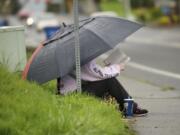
left=58, top=59, right=148, bottom=117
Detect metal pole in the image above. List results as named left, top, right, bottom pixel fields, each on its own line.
left=123, top=0, right=131, bottom=18
left=73, top=0, right=82, bottom=92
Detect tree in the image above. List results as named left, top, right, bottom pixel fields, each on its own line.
left=94, top=0, right=101, bottom=11
left=175, top=0, right=180, bottom=15
left=0, top=0, right=21, bottom=15
left=130, top=0, right=154, bottom=8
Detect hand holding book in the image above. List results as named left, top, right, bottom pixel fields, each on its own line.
left=119, top=63, right=125, bottom=71
left=104, top=49, right=131, bottom=67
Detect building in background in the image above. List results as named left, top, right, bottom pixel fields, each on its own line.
left=18, top=0, right=47, bottom=19
left=154, top=0, right=180, bottom=23
left=155, top=0, right=176, bottom=15
left=59, top=0, right=98, bottom=15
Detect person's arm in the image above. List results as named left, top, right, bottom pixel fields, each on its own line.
left=84, top=60, right=125, bottom=79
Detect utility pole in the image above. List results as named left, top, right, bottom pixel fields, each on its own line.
left=121, top=0, right=135, bottom=20
left=123, top=0, right=131, bottom=18
left=73, top=0, right=82, bottom=92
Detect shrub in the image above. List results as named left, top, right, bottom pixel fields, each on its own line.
left=157, top=16, right=171, bottom=25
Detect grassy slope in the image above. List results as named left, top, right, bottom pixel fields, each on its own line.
left=0, top=66, right=134, bottom=135
left=101, top=0, right=125, bottom=17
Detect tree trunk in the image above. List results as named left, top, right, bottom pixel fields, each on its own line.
left=175, top=0, right=180, bottom=15
left=66, top=0, right=73, bottom=13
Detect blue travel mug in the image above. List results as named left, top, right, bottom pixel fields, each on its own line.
left=124, top=98, right=134, bottom=117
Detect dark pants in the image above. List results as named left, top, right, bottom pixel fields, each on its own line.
left=82, top=77, right=130, bottom=110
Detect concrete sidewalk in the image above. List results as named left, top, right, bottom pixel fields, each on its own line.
left=117, top=75, right=180, bottom=135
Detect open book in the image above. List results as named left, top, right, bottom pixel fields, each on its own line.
left=104, top=49, right=130, bottom=65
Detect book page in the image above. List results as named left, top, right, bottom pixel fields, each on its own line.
left=104, top=49, right=130, bottom=65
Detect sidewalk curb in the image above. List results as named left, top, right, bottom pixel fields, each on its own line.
left=118, top=75, right=180, bottom=135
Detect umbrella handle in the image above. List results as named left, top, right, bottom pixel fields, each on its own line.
left=57, top=77, right=61, bottom=95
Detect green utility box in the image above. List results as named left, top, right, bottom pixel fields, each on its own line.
left=0, top=26, right=27, bottom=71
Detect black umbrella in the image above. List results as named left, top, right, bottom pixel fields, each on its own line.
left=23, top=16, right=142, bottom=84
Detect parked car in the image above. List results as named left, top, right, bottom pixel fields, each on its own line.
left=91, top=11, right=118, bottom=17
left=0, top=17, right=9, bottom=27
left=26, top=12, right=60, bottom=31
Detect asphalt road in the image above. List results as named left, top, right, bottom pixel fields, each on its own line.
left=121, top=41, right=180, bottom=75
left=118, top=27, right=180, bottom=90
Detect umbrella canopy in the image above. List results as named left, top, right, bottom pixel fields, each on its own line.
left=23, top=16, right=143, bottom=84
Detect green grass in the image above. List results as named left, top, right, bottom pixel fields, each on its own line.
left=161, top=86, right=175, bottom=91
left=26, top=48, right=35, bottom=60
left=101, top=0, right=125, bottom=17
left=0, top=66, right=134, bottom=135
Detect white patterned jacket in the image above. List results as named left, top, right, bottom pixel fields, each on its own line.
left=60, top=59, right=121, bottom=95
